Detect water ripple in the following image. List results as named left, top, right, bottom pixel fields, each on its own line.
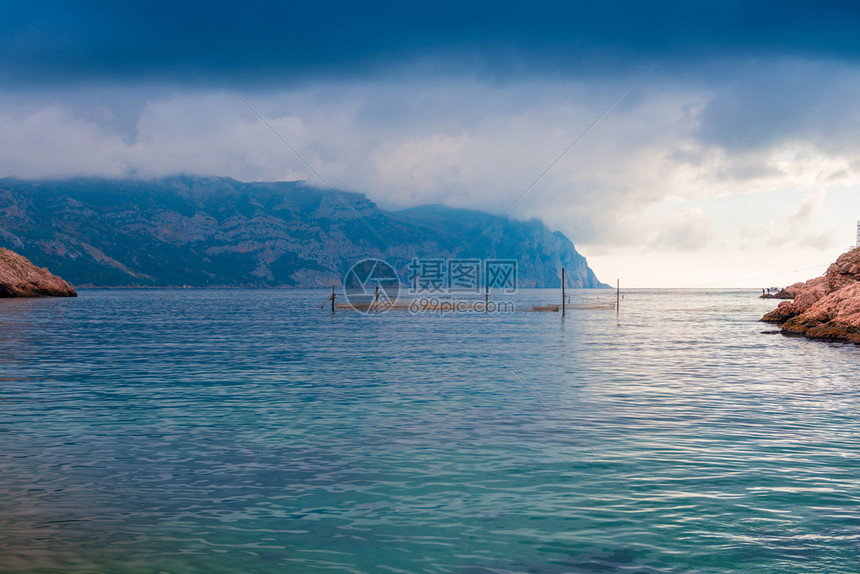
left=1, top=289, right=858, bottom=573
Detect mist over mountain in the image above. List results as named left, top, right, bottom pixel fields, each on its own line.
left=0, top=176, right=607, bottom=289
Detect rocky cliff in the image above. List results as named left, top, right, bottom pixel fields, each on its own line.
left=0, top=247, right=76, bottom=297
left=0, top=176, right=607, bottom=289
left=762, top=247, right=860, bottom=343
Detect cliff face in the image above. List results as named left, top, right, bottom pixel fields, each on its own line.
left=390, top=205, right=606, bottom=289
left=0, top=176, right=607, bottom=289
left=0, top=248, right=76, bottom=297
left=762, top=247, right=860, bottom=343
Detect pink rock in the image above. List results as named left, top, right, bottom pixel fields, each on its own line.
left=762, top=247, right=860, bottom=343
left=0, top=248, right=77, bottom=297
left=783, top=282, right=807, bottom=297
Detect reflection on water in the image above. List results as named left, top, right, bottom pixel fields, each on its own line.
left=1, top=289, right=858, bottom=573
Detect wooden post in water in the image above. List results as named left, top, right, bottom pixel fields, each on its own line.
left=331, top=285, right=336, bottom=314
left=562, top=267, right=565, bottom=317
left=374, top=285, right=379, bottom=313
left=616, top=279, right=620, bottom=314
left=485, top=282, right=489, bottom=313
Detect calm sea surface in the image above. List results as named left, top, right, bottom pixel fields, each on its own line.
left=1, top=289, right=858, bottom=573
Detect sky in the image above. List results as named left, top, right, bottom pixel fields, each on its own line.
left=2, top=1, right=860, bottom=287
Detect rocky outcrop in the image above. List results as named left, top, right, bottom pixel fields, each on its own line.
left=762, top=247, right=860, bottom=343
left=760, top=288, right=793, bottom=299
left=0, top=247, right=77, bottom=297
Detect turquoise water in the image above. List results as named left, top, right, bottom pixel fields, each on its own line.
left=1, top=289, right=858, bottom=573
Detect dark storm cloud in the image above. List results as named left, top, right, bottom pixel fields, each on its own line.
left=697, top=60, right=860, bottom=154
left=3, top=0, right=860, bottom=86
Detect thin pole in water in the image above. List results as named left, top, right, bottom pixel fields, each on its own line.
left=562, top=267, right=565, bottom=317
left=374, top=285, right=379, bottom=313
left=485, top=282, right=489, bottom=313
left=616, top=279, right=620, bottom=314
left=331, top=285, right=336, bottom=314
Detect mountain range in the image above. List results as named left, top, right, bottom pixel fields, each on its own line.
left=0, top=176, right=607, bottom=289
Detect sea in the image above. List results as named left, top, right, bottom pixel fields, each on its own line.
left=1, top=288, right=858, bottom=573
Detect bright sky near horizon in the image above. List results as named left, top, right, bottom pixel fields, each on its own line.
left=3, top=1, right=860, bottom=287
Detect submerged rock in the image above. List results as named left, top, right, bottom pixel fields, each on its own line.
left=0, top=248, right=77, bottom=297
left=762, top=247, right=860, bottom=343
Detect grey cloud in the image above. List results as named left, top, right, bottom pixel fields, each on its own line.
left=0, top=61, right=856, bottom=256
left=5, top=1, right=860, bottom=87
left=697, top=60, right=860, bottom=156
